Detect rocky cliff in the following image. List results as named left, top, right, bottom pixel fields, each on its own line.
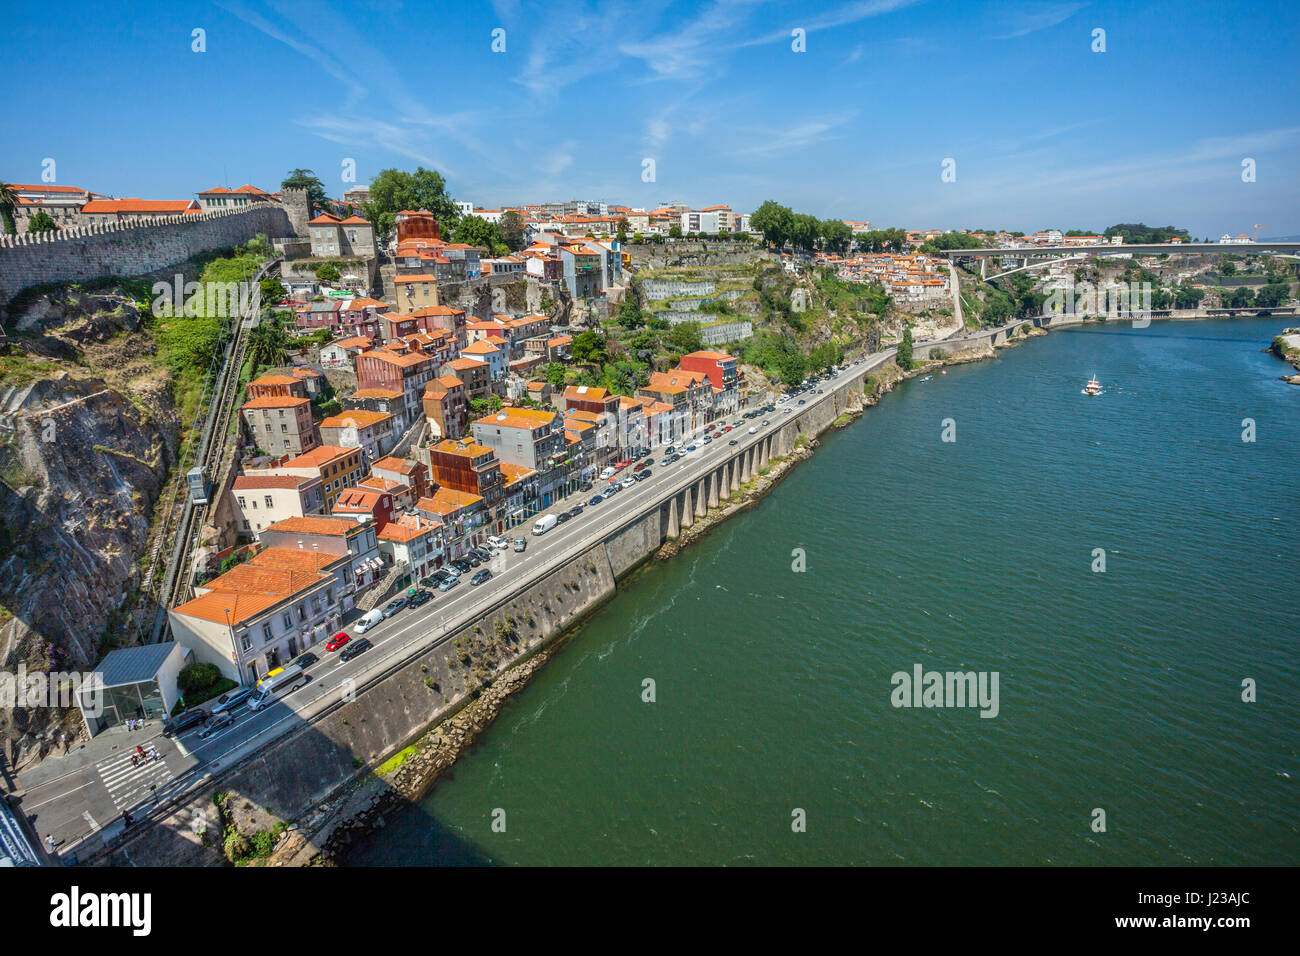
left=0, top=290, right=176, bottom=768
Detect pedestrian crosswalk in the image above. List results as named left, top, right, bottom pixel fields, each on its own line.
left=96, top=750, right=174, bottom=811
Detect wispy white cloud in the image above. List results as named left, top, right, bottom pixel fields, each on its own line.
left=993, top=1, right=1087, bottom=40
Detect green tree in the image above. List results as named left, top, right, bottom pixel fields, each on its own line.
left=26, top=210, right=58, bottom=233
left=1174, top=286, right=1205, bottom=310
left=260, top=279, right=287, bottom=302
left=570, top=329, right=608, bottom=365
left=0, top=183, right=17, bottom=235
left=1254, top=282, right=1291, bottom=308
left=617, top=298, right=645, bottom=329
left=544, top=362, right=568, bottom=387
left=314, top=262, right=340, bottom=284
left=281, top=169, right=329, bottom=213
left=818, top=219, right=852, bottom=254
left=247, top=317, right=290, bottom=370
left=897, top=327, right=915, bottom=369
left=668, top=225, right=682, bottom=239
left=453, top=214, right=501, bottom=249
left=365, top=167, right=462, bottom=238
left=666, top=322, right=703, bottom=355
left=750, top=200, right=794, bottom=249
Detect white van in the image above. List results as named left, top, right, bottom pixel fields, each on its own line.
left=532, top=514, right=558, bottom=535
left=487, top=535, right=508, bottom=551
left=247, top=664, right=308, bottom=711
left=354, top=609, right=385, bottom=633
left=598, top=466, right=616, bottom=480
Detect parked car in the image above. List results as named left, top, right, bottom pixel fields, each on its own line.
left=339, top=638, right=373, bottom=662
left=438, top=575, right=461, bottom=592
left=578, top=480, right=593, bottom=492
left=723, top=425, right=733, bottom=432
left=532, top=514, right=558, bottom=535
left=452, top=559, right=474, bottom=573
left=599, top=466, right=616, bottom=480
left=729, top=439, right=739, bottom=446
left=557, top=511, right=571, bottom=523
left=748, top=426, right=758, bottom=434
left=355, top=609, right=384, bottom=633
left=469, top=548, right=493, bottom=563
left=665, top=446, right=676, bottom=456
left=326, top=631, right=352, bottom=651
left=643, top=457, right=655, bottom=467
left=199, top=711, right=235, bottom=739
left=463, top=553, right=482, bottom=567
left=620, top=477, right=636, bottom=489
left=163, top=708, right=208, bottom=738
left=703, top=436, right=712, bottom=444
left=588, top=494, right=605, bottom=506
left=419, top=575, right=441, bottom=589
left=407, top=589, right=433, bottom=609
left=210, top=687, right=253, bottom=715
left=380, top=597, right=408, bottom=618
left=290, top=652, right=319, bottom=670
left=486, top=535, right=508, bottom=551
left=762, top=420, right=770, bottom=426
left=566, top=506, right=583, bottom=519
left=513, top=538, right=527, bottom=552
left=471, top=569, right=493, bottom=585
left=685, top=444, right=696, bottom=453
left=634, top=469, right=652, bottom=481
left=633, top=461, right=647, bottom=472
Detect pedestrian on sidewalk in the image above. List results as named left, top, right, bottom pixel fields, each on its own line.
left=122, top=810, right=134, bottom=828
left=45, top=834, right=55, bottom=853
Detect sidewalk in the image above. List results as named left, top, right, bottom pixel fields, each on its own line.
left=17, top=719, right=166, bottom=791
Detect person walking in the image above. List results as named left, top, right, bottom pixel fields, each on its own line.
left=45, top=834, right=55, bottom=853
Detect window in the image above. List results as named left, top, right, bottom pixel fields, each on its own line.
left=240, top=635, right=252, bottom=652
left=262, top=622, right=273, bottom=642
left=237, top=497, right=246, bottom=507
left=283, top=612, right=293, bottom=630
left=264, top=495, right=273, bottom=507
left=297, top=604, right=307, bottom=622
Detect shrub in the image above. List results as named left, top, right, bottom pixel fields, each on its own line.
left=224, top=830, right=251, bottom=863
left=178, top=662, right=221, bottom=699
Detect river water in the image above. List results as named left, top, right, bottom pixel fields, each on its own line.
left=350, top=318, right=1299, bottom=866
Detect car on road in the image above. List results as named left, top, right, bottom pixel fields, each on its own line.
left=163, top=708, right=208, bottom=737
left=728, top=439, right=739, bottom=446
left=380, top=597, right=409, bottom=618
left=470, top=547, right=493, bottom=563
left=407, top=589, right=433, bottom=609
left=419, top=574, right=442, bottom=589
left=664, top=446, right=676, bottom=456
left=464, top=552, right=483, bottom=567
left=588, top=494, right=605, bottom=506
left=199, top=711, right=235, bottom=739
left=723, top=425, right=733, bottom=432
left=487, top=535, right=508, bottom=551
left=797, top=399, right=806, bottom=406
left=634, top=469, right=652, bottom=481
left=599, top=466, right=616, bottom=480
left=620, top=477, right=636, bottom=489
left=566, top=506, right=583, bottom=519
left=604, top=482, right=620, bottom=496
left=703, top=435, right=712, bottom=444
left=556, top=511, right=571, bottom=523
left=290, top=652, right=319, bottom=670
left=210, top=687, right=253, bottom=715
left=532, top=514, right=558, bottom=535
left=578, top=481, right=593, bottom=492
left=685, top=444, right=697, bottom=453
left=762, top=420, right=770, bottom=426
left=633, top=461, right=648, bottom=472
left=326, top=631, right=351, bottom=651
left=514, top=538, right=527, bottom=552
left=438, top=575, right=461, bottom=592
left=471, top=568, right=493, bottom=585
left=339, top=638, right=373, bottom=663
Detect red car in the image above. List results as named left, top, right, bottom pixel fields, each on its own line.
left=724, top=425, right=733, bottom=432
left=325, top=631, right=351, bottom=652
left=633, top=461, right=647, bottom=472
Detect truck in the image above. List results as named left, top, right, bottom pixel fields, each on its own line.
left=532, top=514, right=558, bottom=535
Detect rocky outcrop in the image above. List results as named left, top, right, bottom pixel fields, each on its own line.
left=1269, top=329, right=1300, bottom=384
left=0, top=291, right=176, bottom=768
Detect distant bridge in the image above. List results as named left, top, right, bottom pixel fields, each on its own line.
left=942, top=242, right=1300, bottom=279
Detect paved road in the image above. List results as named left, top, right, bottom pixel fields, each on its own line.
left=23, top=349, right=901, bottom=856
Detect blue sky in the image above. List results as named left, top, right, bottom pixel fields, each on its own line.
left=5, top=0, right=1297, bottom=237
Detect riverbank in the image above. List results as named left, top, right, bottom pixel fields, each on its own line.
left=1268, top=328, right=1300, bottom=384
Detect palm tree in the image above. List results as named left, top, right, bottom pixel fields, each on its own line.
left=246, top=318, right=289, bottom=371
left=0, top=183, right=19, bottom=235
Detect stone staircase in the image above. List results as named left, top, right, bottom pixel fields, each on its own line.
left=356, top=560, right=410, bottom=613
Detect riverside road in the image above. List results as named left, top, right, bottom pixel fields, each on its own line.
left=18, top=328, right=954, bottom=858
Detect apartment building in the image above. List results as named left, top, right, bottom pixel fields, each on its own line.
left=240, top=395, right=318, bottom=456
left=230, top=474, right=326, bottom=536
left=246, top=445, right=364, bottom=509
